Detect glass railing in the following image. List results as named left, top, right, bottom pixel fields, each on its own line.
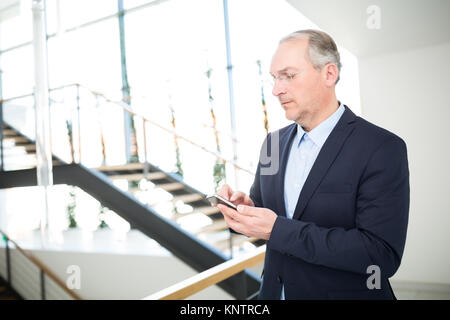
left=1, top=83, right=257, bottom=195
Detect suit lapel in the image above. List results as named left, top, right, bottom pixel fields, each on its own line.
left=275, top=123, right=297, bottom=218
left=292, top=106, right=357, bottom=221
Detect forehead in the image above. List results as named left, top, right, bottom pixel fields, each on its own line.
left=270, top=39, right=310, bottom=73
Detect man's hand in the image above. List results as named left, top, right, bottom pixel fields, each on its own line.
left=213, top=184, right=276, bottom=240
left=218, top=204, right=277, bottom=240
left=215, top=184, right=255, bottom=207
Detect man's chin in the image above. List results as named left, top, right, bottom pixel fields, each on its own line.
left=284, top=109, right=297, bottom=121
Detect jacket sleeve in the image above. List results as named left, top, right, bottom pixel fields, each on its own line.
left=249, top=133, right=271, bottom=208
left=231, top=135, right=267, bottom=235
left=267, top=137, right=410, bottom=277
left=249, top=161, right=263, bottom=208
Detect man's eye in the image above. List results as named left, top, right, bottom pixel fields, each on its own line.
left=287, top=74, right=295, bottom=79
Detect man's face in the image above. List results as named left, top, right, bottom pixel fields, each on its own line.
left=270, top=38, right=324, bottom=125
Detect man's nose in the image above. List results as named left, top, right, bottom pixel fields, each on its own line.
left=272, top=80, right=287, bottom=96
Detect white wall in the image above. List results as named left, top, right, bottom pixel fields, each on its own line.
left=358, top=41, right=450, bottom=285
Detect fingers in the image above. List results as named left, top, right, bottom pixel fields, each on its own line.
left=222, top=211, right=240, bottom=233
left=218, top=204, right=237, bottom=221
left=235, top=204, right=258, bottom=217
left=219, top=204, right=277, bottom=240
left=218, top=203, right=254, bottom=221
left=230, top=191, right=246, bottom=203
left=230, top=191, right=255, bottom=207
left=218, top=204, right=243, bottom=234
left=217, top=184, right=233, bottom=200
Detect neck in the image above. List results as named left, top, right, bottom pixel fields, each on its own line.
left=299, top=95, right=339, bottom=132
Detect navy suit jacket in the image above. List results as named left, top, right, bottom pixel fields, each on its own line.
left=249, top=106, right=410, bottom=300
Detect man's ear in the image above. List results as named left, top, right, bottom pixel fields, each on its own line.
left=323, top=63, right=339, bottom=87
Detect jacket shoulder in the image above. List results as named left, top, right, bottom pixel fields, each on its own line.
left=353, top=116, right=406, bottom=148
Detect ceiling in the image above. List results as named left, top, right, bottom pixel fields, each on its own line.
left=287, top=0, right=450, bottom=57
left=2, top=0, right=449, bottom=58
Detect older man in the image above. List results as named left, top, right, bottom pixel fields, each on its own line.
left=216, top=29, right=409, bottom=300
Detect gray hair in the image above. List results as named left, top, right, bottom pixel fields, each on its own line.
left=280, top=29, right=342, bottom=84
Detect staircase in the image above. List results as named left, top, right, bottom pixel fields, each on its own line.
left=1, top=122, right=264, bottom=254
left=0, top=277, right=22, bottom=300
left=96, top=162, right=264, bottom=252
left=1, top=123, right=63, bottom=170
left=0, top=121, right=263, bottom=299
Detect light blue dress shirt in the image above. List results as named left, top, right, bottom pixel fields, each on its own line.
left=280, top=103, right=345, bottom=299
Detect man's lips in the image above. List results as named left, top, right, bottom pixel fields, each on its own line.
left=280, top=100, right=292, bottom=106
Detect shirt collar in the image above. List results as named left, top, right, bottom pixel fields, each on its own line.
left=296, top=102, right=345, bottom=148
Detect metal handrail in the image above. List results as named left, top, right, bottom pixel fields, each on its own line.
left=0, top=83, right=255, bottom=176
left=76, top=84, right=253, bottom=175
left=0, top=82, right=82, bottom=103
left=0, top=228, right=82, bottom=300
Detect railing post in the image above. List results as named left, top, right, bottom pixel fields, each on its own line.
left=222, top=0, right=240, bottom=190
left=228, top=232, right=233, bottom=259
left=143, top=119, right=149, bottom=180
left=76, top=84, right=81, bottom=163
left=0, top=99, right=3, bottom=172
left=118, top=0, right=138, bottom=164
left=40, top=269, right=46, bottom=300
left=0, top=67, right=4, bottom=172
left=95, top=93, right=107, bottom=166
left=33, top=0, right=53, bottom=234
left=5, top=236, right=11, bottom=286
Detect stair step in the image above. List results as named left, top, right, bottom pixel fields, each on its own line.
left=0, top=282, right=20, bottom=300
left=1, top=159, right=63, bottom=169
left=2, top=129, right=18, bottom=137
left=191, top=206, right=221, bottom=215
left=171, top=193, right=203, bottom=204
left=2, top=152, right=60, bottom=162
left=22, top=144, right=36, bottom=151
left=108, top=172, right=166, bottom=181
left=194, top=219, right=228, bottom=234
left=3, top=143, right=36, bottom=151
left=3, top=136, right=29, bottom=144
left=129, top=182, right=185, bottom=193
left=96, top=162, right=145, bottom=172
left=156, top=182, right=185, bottom=191
left=0, top=296, right=18, bottom=300
left=174, top=206, right=220, bottom=220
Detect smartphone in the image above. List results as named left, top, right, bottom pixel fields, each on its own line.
left=206, top=194, right=237, bottom=210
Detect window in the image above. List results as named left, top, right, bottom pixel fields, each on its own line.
left=0, top=44, right=34, bottom=98
left=124, top=0, right=230, bottom=192
left=47, top=18, right=122, bottom=97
